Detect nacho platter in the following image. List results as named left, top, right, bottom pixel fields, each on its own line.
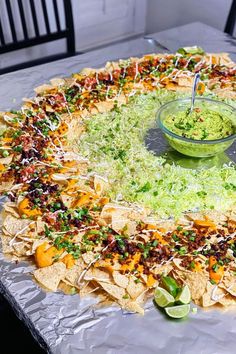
left=0, top=48, right=236, bottom=352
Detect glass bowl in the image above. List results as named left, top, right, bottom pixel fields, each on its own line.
left=157, top=97, right=236, bottom=158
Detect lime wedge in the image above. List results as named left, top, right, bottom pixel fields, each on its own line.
left=161, top=275, right=179, bottom=297
left=175, top=285, right=191, bottom=305
left=154, top=287, right=175, bottom=307
left=165, top=304, right=190, bottom=319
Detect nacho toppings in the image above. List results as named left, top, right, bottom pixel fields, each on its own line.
left=0, top=48, right=235, bottom=314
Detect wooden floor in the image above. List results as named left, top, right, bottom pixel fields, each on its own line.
left=0, top=294, right=45, bottom=354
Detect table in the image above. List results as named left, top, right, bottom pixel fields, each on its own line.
left=1, top=22, right=235, bottom=112
left=145, top=22, right=236, bottom=62
left=0, top=22, right=236, bottom=354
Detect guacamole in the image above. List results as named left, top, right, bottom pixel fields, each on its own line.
left=164, top=107, right=235, bottom=140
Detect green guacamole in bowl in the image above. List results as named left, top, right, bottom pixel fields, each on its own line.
left=157, top=98, right=236, bottom=157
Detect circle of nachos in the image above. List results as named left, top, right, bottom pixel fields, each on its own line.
left=0, top=49, right=236, bottom=314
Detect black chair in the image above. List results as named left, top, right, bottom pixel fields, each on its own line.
left=0, top=0, right=77, bottom=74
left=0, top=293, right=46, bottom=353
left=224, top=0, right=236, bottom=36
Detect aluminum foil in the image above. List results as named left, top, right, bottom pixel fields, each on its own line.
left=1, top=251, right=236, bottom=354
left=0, top=131, right=235, bottom=354
left=0, top=32, right=236, bottom=354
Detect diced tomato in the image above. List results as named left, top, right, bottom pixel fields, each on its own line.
left=126, top=64, right=137, bottom=76
left=44, top=212, right=58, bottom=225
left=107, top=234, right=115, bottom=243
left=20, top=165, right=35, bottom=182
left=20, top=135, right=34, bottom=152
left=152, top=58, right=160, bottom=67
left=227, top=68, right=236, bottom=76
left=177, top=58, right=187, bottom=68
left=47, top=93, right=66, bottom=108
left=84, top=77, right=97, bottom=90
left=98, top=72, right=110, bottom=81
left=112, top=69, right=121, bottom=80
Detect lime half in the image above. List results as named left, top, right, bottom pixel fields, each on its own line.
left=161, top=275, right=179, bottom=297
left=165, top=304, right=190, bottom=319
left=175, top=285, right=191, bottom=305
left=154, top=287, right=175, bottom=308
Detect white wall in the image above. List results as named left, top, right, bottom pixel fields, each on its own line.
left=145, top=0, right=232, bottom=34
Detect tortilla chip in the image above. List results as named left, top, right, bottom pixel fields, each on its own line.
left=80, top=68, right=99, bottom=76
left=50, top=78, right=65, bottom=86
left=51, top=173, right=71, bottom=182
left=227, top=211, right=236, bottom=223
left=98, top=281, right=126, bottom=300
left=36, top=219, right=46, bottom=234
left=111, top=214, right=137, bottom=236
left=118, top=299, right=145, bottom=315
left=205, top=53, right=233, bottom=66
left=177, top=76, right=193, bottom=87
left=214, top=88, right=236, bottom=99
left=79, top=281, right=100, bottom=297
left=95, top=258, right=121, bottom=271
left=126, top=277, right=146, bottom=300
left=95, top=101, right=114, bottom=113
left=0, top=180, right=14, bottom=192
left=13, top=241, right=29, bottom=256
left=0, top=116, right=8, bottom=132
left=84, top=268, right=111, bottom=283
left=186, top=212, right=205, bottom=221
left=95, top=293, right=115, bottom=308
left=218, top=294, right=236, bottom=307
left=205, top=210, right=227, bottom=224
left=64, top=261, right=85, bottom=286
left=58, top=280, right=77, bottom=295
left=3, top=215, right=32, bottom=236
left=101, top=203, right=145, bottom=225
left=60, top=193, right=74, bottom=208
left=82, top=251, right=97, bottom=265
left=29, top=239, right=48, bottom=255
left=0, top=155, right=13, bottom=165
left=113, top=271, right=129, bottom=288
left=186, top=211, right=227, bottom=225
left=93, top=175, right=108, bottom=196
left=64, top=77, right=77, bottom=87
left=153, top=263, right=173, bottom=276
left=34, top=84, right=55, bottom=94
left=176, top=270, right=208, bottom=301
left=105, top=60, right=120, bottom=71
left=33, top=262, right=66, bottom=291
left=89, top=106, right=99, bottom=115
left=0, top=234, right=14, bottom=253
left=202, top=282, right=226, bottom=307
left=220, top=277, right=236, bottom=297
left=3, top=202, right=19, bottom=218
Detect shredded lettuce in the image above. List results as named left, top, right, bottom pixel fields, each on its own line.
left=79, top=89, right=236, bottom=218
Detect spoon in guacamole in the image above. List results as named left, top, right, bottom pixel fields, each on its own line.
left=187, top=73, right=200, bottom=115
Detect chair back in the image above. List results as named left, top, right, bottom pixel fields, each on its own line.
left=0, top=0, right=75, bottom=55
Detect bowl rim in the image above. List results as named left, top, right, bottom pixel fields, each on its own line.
left=157, top=97, right=236, bottom=145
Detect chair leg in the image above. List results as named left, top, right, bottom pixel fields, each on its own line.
left=63, top=0, right=76, bottom=54
left=224, top=0, right=236, bottom=36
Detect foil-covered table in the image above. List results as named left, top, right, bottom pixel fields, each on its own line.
left=0, top=23, right=236, bottom=354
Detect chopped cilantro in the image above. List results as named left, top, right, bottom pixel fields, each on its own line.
left=137, top=182, right=152, bottom=193
left=178, top=246, right=187, bottom=255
